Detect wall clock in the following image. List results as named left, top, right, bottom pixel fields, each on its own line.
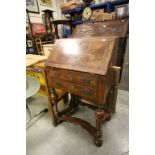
left=82, top=7, right=92, bottom=20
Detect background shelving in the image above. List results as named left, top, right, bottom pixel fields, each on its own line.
left=62, top=0, right=129, bottom=26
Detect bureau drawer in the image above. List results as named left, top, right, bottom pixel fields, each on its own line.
left=51, top=79, right=97, bottom=102
left=47, top=68, right=98, bottom=88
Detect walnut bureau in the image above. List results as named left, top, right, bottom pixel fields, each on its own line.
left=45, top=37, right=118, bottom=146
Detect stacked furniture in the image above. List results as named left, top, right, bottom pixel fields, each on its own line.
left=62, top=0, right=129, bottom=26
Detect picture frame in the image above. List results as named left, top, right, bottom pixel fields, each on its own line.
left=26, top=0, right=40, bottom=13
left=31, top=23, right=46, bottom=35
left=40, top=0, right=52, bottom=7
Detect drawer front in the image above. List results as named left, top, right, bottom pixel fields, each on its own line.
left=47, top=68, right=98, bottom=88
left=51, top=79, right=97, bottom=102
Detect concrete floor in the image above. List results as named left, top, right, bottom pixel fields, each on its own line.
left=26, top=89, right=129, bottom=155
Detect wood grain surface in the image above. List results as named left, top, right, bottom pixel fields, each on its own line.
left=46, top=37, right=116, bottom=76
left=71, top=19, right=128, bottom=38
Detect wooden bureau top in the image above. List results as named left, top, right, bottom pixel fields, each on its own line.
left=46, top=37, right=117, bottom=76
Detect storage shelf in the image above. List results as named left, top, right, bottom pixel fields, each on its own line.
left=72, top=21, right=83, bottom=25
left=111, top=0, right=128, bottom=6
left=62, top=0, right=128, bottom=14
left=62, top=7, right=84, bottom=14
left=62, top=1, right=111, bottom=14
left=62, top=0, right=129, bottom=30
left=90, top=1, right=110, bottom=9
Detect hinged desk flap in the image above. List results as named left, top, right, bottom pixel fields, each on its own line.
left=46, top=37, right=117, bottom=76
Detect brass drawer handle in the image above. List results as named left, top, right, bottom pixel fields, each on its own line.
left=82, top=78, right=91, bottom=84
left=82, top=89, right=93, bottom=96
left=55, top=81, right=62, bottom=88
left=54, top=72, right=58, bottom=76
left=68, top=75, right=73, bottom=81
left=70, top=85, right=75, bottom=89
left=51, top=72, right=59, bottom=77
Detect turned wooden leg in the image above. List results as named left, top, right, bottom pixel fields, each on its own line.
left=94, top=106, right=105, bottom=147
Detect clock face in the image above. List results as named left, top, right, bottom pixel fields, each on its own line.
left=82, top=7, right=92, bottom=20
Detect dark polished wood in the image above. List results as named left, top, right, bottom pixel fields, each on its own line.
left=71, top=19, right=128, bottom=38
left=46, top=37, right=117, bottom=76
left=71, top=19, right=129, bottom=68
left=69, top=19, right=127, bottom=114
left=58, top=115, right=97, bottom=137
left=45, top=37, right=118, bottom=146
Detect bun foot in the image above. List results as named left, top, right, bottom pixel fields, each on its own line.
left=94, top=137, right=102, bottom=147
left=106, top=116, right=111, bottom=121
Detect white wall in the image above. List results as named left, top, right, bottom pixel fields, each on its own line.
left=29, top=0, right=64, bottom=23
